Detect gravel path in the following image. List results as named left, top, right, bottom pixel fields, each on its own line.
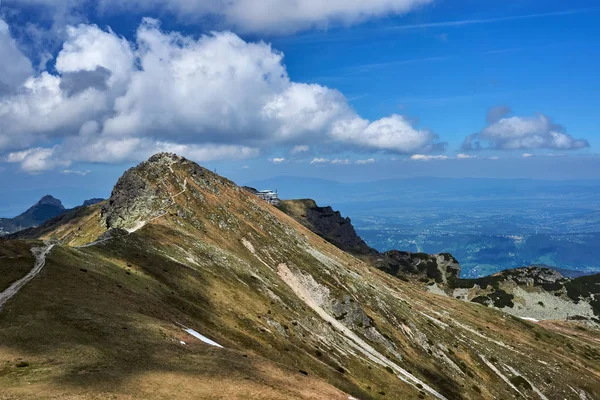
left=0, top=243, right=54, bottom=310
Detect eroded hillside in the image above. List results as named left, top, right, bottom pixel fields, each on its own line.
left=1, top=153, right=598, bottom=400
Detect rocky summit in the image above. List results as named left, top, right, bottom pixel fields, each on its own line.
left=0, top=153, right=599, bottom=400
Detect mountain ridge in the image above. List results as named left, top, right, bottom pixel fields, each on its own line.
left=1, top=153, right=598, bottom=399
left=277, top=198, right=600, bottom=326
left=0, top=196, right=104, bottom=237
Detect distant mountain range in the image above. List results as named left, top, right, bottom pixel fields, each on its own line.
left=0, top=196, right=103, bottom=236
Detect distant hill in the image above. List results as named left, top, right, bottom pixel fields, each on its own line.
left=0, top=195, right=65, bottom=235
left=0, top=196, right=104, bottom=236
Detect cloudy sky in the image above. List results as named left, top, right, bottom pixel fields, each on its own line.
left=1, top=0, right=599, bottom=210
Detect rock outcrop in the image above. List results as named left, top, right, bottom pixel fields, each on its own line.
left=375, top=251, right=461, bottom=284
left=278, top=198, right=600, bottom=326
left=278, top=199, right=376, bottom=256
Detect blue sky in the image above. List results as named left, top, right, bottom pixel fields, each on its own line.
left=0, top=0, right=599, bottom=213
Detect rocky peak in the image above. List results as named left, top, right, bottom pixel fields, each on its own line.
left=100, top=152, right=232, bottom=230
left=0, top=195, right=67, bottom=236
left=35, top=195, right=65, bottom=210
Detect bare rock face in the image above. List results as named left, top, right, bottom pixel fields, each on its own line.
left=101, top=166, right=160, bottom=230
left=497, top=266, right=564, bottom=287
left=374, top=251, right=461, bottom=284
left=278, top=199, right=376, bottom=256
left=100, top=153, right=185, bottom=230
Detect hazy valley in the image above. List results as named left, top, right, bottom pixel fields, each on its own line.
left=248, top=177, right=600, bottom=278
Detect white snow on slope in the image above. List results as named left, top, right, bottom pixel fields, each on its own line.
left=519, top=317, right=540, bottom=323
left=179, top=324, right=223, bottom=348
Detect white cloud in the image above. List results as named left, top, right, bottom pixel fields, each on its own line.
left=270, top=157, right=286, bottom=164
left=0, top=19, right=34, bottom=94
left=0, top=19, right=440, bottom=172
left=11, top=0, right=432, bottom=35
left=522, top=153, right=533, bottom=158
left=410, top=154, right=449, bottom=161
left=330, top=114, right=440, bottom=153
left=456, top=153, right=476, bottom=159
left=331, top=158, right=350, bottom=165
left=6, top=147, right=70, bottom=173
left=290, top=145, right=310, bottom=154
left=310, top=157, right=330, bottom=164
left=463, top=113, right=589, bottom=151
left=355, top=158, right=376, bottom=164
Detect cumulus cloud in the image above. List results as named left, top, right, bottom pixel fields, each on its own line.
left=456, top=153, right=476, bottom=159
left=330, top=114, right=442, bottom=153
left=6, top=147, right=70, bottom=173
left=310, top=157, right=330, bottom=164
left=7, top=0, right=432, bottom=34
left=0, top=19, right=34, bottom=94
left=270, top=157, right=286, bottom=164
left=463, top=112, right=590, bottom=151
left=0, top=19, right=440, bottom=172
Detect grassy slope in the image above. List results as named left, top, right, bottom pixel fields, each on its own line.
left=8, top=204, right=106, bottom=247
left=0, top=241, right=37, bottom=292
left=0, top=157, right=598, bottom=399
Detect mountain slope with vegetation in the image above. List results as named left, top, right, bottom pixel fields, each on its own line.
left=279, top=198, right=600, bottom=327
left=0, top=153, right=598, bottom=400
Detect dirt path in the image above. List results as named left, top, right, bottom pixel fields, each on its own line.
left=0, top=243, right=54, bottom=310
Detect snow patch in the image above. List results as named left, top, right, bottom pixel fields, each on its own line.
left=519, top=317, right=539, bottom=322
left=178, top=323, right=223, bottom=348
